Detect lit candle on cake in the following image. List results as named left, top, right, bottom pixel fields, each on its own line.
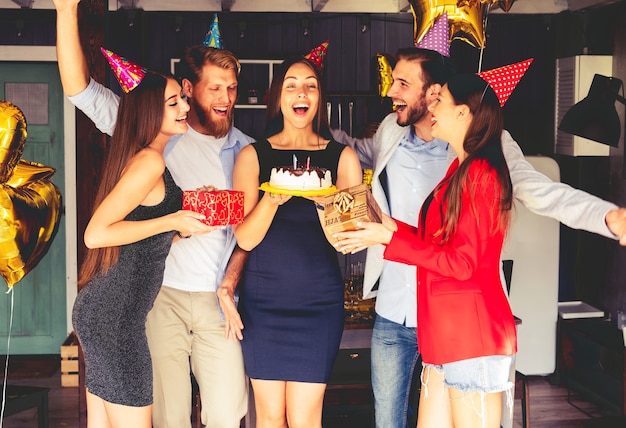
left=306, top=156, right=310, bottom=169
left=293, top=154, right=297, bottom=169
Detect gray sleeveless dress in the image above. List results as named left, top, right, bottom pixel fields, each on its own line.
left=72, top=168, right=182, bottom=406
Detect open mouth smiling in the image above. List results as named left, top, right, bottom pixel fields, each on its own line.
left=213, top=106, right=228, bottom=116
left=293, top=103, right=309, bottom=115
left=393, top=101, right=407, bottom=112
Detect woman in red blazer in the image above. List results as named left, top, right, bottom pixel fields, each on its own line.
left=334, top=72, right=517, bottom=428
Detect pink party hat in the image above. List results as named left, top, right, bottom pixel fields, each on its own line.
left=477, top=58, right=533, bottom=107
left=416, top=12, right=450, bottom=57
left=304, top=40, right=329, bottom=70
left=100, top=47, right=146, bottom=93
left=202, top=13, right=222, bottom=49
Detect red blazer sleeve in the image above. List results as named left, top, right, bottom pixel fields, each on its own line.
left=383, top=160, right=503, bottom=281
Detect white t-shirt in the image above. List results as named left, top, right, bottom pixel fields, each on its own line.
left=162, top=126, right=228, bottom=292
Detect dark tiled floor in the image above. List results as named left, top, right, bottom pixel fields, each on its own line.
left=2, top=364, right=625, bottom=428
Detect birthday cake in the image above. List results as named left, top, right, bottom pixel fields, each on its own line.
left=269, top=165, right=332, bottom=191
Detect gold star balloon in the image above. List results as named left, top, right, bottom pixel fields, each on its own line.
left=410, top=0, right=488, bottom=49
left=0, top=101, right=62, bottom=288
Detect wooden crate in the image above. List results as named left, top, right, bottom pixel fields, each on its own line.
left=60, top=332, right=79, bottom=387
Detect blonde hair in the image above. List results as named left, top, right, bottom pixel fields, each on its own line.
left=179, top=45, right=241, bottom=84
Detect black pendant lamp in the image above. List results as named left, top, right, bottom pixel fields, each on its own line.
left=558, top=74, right=625, bottom=148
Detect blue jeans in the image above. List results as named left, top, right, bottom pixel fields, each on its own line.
left=371, top=315, right=421, bottom=428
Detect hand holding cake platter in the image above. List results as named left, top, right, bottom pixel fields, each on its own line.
left=260, top=155, right=337, bottom=197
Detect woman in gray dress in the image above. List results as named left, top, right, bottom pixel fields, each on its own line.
left=72, top=52, right=210, bottom=428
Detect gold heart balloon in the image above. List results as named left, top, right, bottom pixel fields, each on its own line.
left=0, top=101, right=62, bottom=288
left=410, top=0, right=488, bottom=49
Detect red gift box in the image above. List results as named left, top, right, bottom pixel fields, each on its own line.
left=182, top=190, right=244, bottom=226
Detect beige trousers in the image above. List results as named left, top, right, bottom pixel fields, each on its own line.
left=146, top=286, right=248, bottom=428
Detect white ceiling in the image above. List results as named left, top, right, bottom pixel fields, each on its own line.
left=0, top=0, right=621, bottom=13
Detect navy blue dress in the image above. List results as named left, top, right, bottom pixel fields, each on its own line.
left=239, top=140, right=345, bottom=383
left=72, top=169, right=182, bottom=406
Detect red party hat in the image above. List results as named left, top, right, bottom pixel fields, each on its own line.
left=304, top=40, right=329, bottom=70
left=100, top=47, right=146, bottom=93
left=477, top=58, right=533, bottom=107
left=416, top=12, right=450, bottom=57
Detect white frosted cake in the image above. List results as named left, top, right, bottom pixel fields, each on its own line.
left=269, top=166, right=332, bottom=191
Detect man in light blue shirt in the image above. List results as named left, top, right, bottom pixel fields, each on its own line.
left=378, top=129, right=449, bottom=327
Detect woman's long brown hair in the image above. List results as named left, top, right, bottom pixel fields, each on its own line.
left=78, top=71, right=172, bottom=288
left=424, top=73, right=513, bottom=243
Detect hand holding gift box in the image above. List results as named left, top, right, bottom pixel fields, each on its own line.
left=183, top=188, right=244, bottom=226
left=322, top=183, right=382, bottom=235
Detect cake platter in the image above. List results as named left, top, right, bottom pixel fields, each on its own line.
left=259, top=182, right=337, bottom=197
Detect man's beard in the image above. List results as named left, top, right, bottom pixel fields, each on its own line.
left=192, top=97, right=233, bottom=138
left=396, top=96, right=429, bottom=127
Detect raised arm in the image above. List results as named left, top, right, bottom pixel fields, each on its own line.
left=503, top=130, right=621, bottom=240
left=53, top=0, right=89, bottom=96
left=54, top=0, right=120, bottom=136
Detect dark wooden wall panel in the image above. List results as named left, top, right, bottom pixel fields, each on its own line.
left=369, top=16, right=387, bottom=61
left=339, top=15, right=357, bottom=93
left=265, top=15, right=284, bottom=58
left=148, top=14, right=175, bottom=74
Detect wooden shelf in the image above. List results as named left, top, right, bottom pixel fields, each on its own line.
left=235, top=104, right=266, bottom=109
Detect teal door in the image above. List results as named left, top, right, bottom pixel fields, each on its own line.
left=0, top=62, right=67, bottom=354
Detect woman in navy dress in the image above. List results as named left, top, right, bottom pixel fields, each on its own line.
left=233, top=56, right=362, bottom=427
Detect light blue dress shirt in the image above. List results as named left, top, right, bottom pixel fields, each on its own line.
left=375, top=127, right=449, bottom=327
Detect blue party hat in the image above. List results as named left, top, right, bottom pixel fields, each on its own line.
left=202, top=13, right=222, bottom=49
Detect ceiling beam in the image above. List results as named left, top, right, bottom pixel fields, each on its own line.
left=490, top=0, right=568, bottom=13
left=312, top=0, right=409, bottom=13
left=107, top=0, right=222, bottom=11
left=0, top=0, right=622, bottom=12
left=567, top=0, right=623, bottom=11
left=10, top=0, right=33, bottom=7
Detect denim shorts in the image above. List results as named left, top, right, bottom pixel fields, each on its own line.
left=422, top=354, right=515, bottom=394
